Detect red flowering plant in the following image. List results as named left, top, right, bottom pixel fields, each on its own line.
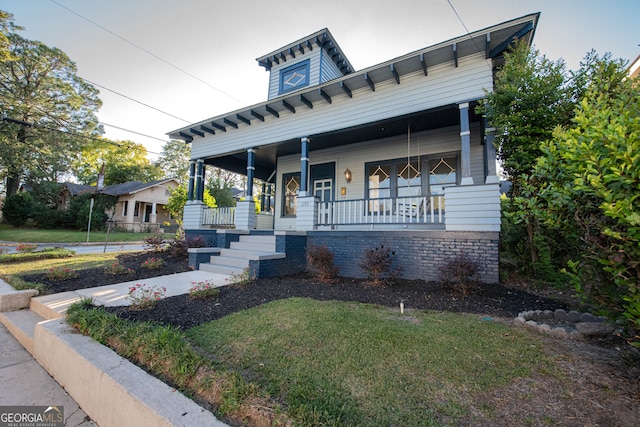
left=188, top=280, right=220, bottom=299
left=127, top=283, right=167, bottom=310
left=46, top=266, right=79, bottom=281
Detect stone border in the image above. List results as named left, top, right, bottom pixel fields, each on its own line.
left=514, top=309, right=614, bottom=339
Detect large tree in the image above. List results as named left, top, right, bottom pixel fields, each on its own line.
left=72, top=138, right=161, bottom=185
left=0, top=32, right=102, bottom=196
left=535, top=53, right=639, bottom=339
left=478, top=41, right=573, bottom=196
left=155, top=139, right=190, bottom=183
left=0, top=10, right=20, bottom=63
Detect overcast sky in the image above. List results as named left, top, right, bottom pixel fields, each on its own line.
left=2, top=0, right=638, bottom=157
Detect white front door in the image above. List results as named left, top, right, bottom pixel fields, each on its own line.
left=314, top=179, right=333, bottom=223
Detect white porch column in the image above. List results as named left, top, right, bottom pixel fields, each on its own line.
left=296, top=195, right=318, bottom=231
left=150, top=202, right=157, bottom=224
left=235, top=200, right=257, bottom=230
left=125, top=199, right=135, bottom=230
left=458, top=103, right=474, bottom=186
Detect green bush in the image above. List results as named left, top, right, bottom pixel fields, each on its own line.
left=2, top=192, right=36, bottom=226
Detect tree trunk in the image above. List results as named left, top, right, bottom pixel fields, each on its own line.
left=5, top=174, right=21, bottom=197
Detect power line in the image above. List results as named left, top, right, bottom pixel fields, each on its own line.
left=99, top=122, right=169, bottom=146
left=446, top=0, right=493, bottom=74
left=81, top=77, right=191, bottom=123
left=49, top=0, right=246, bottom=105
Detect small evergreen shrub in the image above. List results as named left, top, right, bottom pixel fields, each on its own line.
left=306, top=244, right=338, bottom=282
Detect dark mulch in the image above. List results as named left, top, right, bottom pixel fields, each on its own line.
left=22, top=250, right=572, bottom=330
left=108, top=274, right=570, bottom=330
left=22, top=251, right=190, bottom=294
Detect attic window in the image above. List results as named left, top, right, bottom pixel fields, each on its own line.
left=279, top=60, right=310, bottom=94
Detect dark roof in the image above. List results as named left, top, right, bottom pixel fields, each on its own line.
left=256, top=28, right=354, bottom=75
left=59, top=179, right=178, bottom=197
left=99, top=179, right=177, bottom=196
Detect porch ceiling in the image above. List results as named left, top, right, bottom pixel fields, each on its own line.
left=204, top=102, right=480, bottom=182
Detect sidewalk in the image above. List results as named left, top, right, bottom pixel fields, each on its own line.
left=0, top=322, right=96, bottom=426
left=0, top=241, right=146, bottom=255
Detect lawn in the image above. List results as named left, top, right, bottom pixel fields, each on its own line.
left=185, top=298, right=550, bottom=426
left=0, top=223, right=168, bottom=243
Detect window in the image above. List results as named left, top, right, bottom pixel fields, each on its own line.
left=282, top=173, right=300, bottom=217
left=122, top=201, right=128, bottom=217
left=428, top=155, right=457, bottom=195
left=133, top=201, right=141, bottom=217
left=366, top=159, right=422, bottom=213
left=279, top=60, right=310, bottom=94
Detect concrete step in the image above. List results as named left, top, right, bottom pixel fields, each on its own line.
left=209, top=255, right=250, bottom=269
left=0, top=309, right=46, bottom=355
left=230, top=241, right=276, bottom=252
left=198, top=263, right=245, bottom=276
left=30, top=291, right=82, bottom=320
left=219, top=248, right=274, bottom=260
left=238, top=235, right=276, bottom=245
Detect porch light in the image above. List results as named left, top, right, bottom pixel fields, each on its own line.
left=344, top=168, right=352, bottom=183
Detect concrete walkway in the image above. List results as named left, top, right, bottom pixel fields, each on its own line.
left=0, top=269, right=232, bottom=426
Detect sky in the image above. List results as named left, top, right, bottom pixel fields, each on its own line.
left=1, top=0, right=638, bottom=159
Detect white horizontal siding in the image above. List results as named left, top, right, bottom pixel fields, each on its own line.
left=190, top=53, right=492, bottom=160
left=320, top=49, right=343, bottom=83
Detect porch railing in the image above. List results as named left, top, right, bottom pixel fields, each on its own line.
left=203, top=206, right=235, bottom=228
left=317, top=195, right=444, bottom=226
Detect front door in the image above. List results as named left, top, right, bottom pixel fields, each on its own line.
left=310, top=162, right=335, bottom=224
left=144, top=204, right=152, bottom=222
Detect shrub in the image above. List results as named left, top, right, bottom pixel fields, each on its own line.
left=359, top=245, right=398, bottom=286
left=104, top=261, right=135, bottom=276
left=2, top=193, right=36, bottom=226
left=225, top=267, right=254, bottom=286
left=306, top=244, right=338, bottom=282
left=141, top=257, right=164, bottom=270
left=439, top=253, right=479, bottom=295
left=127, top=283, right=166, bottom=310
left=189, top=280, right=220, bottom=299
left=16, top=243, right=37, bottom=253
left=47, top=266, right=79, bottom=281
left=166, top=235, right=206, bottom=259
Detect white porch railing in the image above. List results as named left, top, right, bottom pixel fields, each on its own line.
left=203, top=206, right=236, bottom=227
left=317, top=195, right=444, bottom=226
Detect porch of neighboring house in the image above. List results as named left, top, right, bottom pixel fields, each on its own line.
left=110, top=198, right=173, bottom=233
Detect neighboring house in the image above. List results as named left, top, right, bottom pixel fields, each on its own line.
left=58, top=179, right=180, bottom=232
left=168, top=14, right=540, bottom=283
left=628, top=54, right=640, bottom=80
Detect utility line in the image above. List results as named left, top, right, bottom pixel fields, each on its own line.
left=446, top=0, right=494, bottom=74
left=81, top=77, right=191, bottom=123
left=49, top=0, right=246, bottom=105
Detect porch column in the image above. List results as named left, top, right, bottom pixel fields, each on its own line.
left=458, top=103, right=474, bottom=185
left=246, top=148, right=256, bottom=197
left=483, top=119, right=499, bottom=184
left=195, top=159, right=205, bottom=202
left=260, top=182, right=266, bottom=212
left=299, top=137, right=310, bottom=196
left=187, top=160, right=196, bottom=202
left=150, top=202, right=157, bottom=225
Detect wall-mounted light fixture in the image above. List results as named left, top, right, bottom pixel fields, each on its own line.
left=344, top=168, right=352, bottom=183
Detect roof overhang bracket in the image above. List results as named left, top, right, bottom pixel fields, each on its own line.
left=306, top=40, right=313, bottom=51
left=236, top=114, right=251, bottom=126
left=288, top=48, right=296, bottom=59
left=420, top=53, right=428, bottom=76
left=453, top=43, right=458, bottom=67
left=265, top=105, right=279, bottom=118
left=364, top=72, right=375, bottom=91
left=179, top=132, right=193, bottom=143
left=223, top=118, right=238, bottom=129
left=319, top=88, right=332, bottom=104
left=200, top=125, right=215, bottom=135
left=211, top=122, right=227, bottom=132
left=282, top=100, right=296, bottom=114
left=485, top=33, right=491, bottom=59
left=250, top=110, right=265, bottom=122
left=190, top=127, right=204, bottom=137
left=340, top=81, right=352, bottom=98
left=390, top=64, right=400, bottom=84
left=300, top=95, right=313, bottom=109
left=488, top=21, right=534, bottom=58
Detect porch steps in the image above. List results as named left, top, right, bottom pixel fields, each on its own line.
left=198, top=235, right=285, bottom=276
left=0, top=309, right=47, bottom=356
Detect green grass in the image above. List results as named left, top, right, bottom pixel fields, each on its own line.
left=186, top=298, right=551, bottom=426
left=0, top=223, right=169, bottom=243
left=0, top=250, right=120, bottom=291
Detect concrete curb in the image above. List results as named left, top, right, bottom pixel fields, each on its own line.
left=35, top=318, right=228, bottom=427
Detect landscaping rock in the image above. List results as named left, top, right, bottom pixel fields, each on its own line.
left=566, top=310, right=581, bottom=323
left=575, top=322, right=615, bottom=337
left=554, top=309, right=568, bottom=322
